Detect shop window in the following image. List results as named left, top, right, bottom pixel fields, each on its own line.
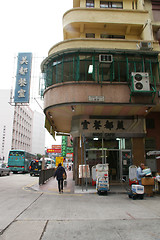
left=100, top=1, right=123, bottom=9
left=146, top=119, right=155, bottom=129
left=86, top=0, right=94, bottom=8
left=86, top=33, right=95, bottom=38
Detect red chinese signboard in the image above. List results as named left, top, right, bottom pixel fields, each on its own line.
left=47, top=148, right=61, bottom=153
left=52, top=145, right=61, bottom=149
left=66, top=153, right=73, bottom=158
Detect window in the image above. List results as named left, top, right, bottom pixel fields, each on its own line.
left=145, top=138, right=156, bottom=150
left=100, top=1, right=108, bottom=8
left=132, top=1, right=137, bottom=9
left=86, top=33, right=95, bottom=38
left=100, top=34, right=125, bottom=39
left=146, top=119, right=155, bottom=129
left=100, top=1, right=123, bottom=9
left=86, top=0, right=94, bottom=8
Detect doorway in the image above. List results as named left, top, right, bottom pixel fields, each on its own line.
left=85, top=137, right=132, bottom=182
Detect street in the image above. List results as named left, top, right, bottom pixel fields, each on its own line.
left=0, top=173, right=160, bottom=240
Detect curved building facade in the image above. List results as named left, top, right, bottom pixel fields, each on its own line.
left=41, top=0, right=160, bottom=184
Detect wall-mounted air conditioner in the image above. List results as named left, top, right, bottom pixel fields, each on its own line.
left=99, top=54, right=113, bottom=63
left=140, top=42, right=152, bottom=50
left=131, top=72, right=150, bottom=92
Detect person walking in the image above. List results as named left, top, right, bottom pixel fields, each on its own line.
left=54, top=163, right=67, bottom=193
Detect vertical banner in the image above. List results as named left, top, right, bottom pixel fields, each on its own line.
left=14, top=52, right=32, bottom=103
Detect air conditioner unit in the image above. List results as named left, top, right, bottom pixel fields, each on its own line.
left=131, top=72, right=150, bottom=92
left=140, top=42, right=152, bottom=50
left=99, top=54, right=113, bottom=63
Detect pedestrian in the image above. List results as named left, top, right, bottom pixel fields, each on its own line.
left=137, top=163, right=146, bottom=185
left=54, top=163, right=67, bottom=193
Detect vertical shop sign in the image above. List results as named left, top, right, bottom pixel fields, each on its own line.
left=14, top=52, right=32, bottom=103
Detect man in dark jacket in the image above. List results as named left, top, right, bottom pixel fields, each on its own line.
left=54, top=163, right=67, bottom=193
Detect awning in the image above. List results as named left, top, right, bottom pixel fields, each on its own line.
left=147, top=151, right=160, bottom=156
left=45, top=117, right=56, bottom=140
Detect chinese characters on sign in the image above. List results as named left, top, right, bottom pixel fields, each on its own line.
left=80, top=118, right=145, bottom=134
left=14, top=53, right=32, bottom=103
left=81, top=119, right=125, bottom=131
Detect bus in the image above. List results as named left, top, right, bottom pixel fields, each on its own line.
left=8, top=150, right=36, bottom=173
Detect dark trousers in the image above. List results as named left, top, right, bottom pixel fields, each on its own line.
left=58, top=179, right=63, bottom=192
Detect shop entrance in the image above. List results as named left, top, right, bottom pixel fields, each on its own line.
left=85, top=137, right=132, bottom=182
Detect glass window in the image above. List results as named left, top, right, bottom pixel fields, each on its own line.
left=100, top=34, right=125, bottom=39
left=112, top=2, right=123, bottom=8
left=9, top=151, right=24, bottom=156
left=132, top=1, right=137, bottom=9
left=86, top=0, right=94, bottom=8
left=100, top=1, right=123, bottom=9
left=100, top=34, right=110, bottom=38
left=146, top=119, right=155, bottom=129
left=86, top=33, right=95, bottom=38
left=100, top=1, right=108, bottom=8
left=79, top=54, right=94, bottom=81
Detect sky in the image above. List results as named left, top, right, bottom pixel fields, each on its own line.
left=0, top=0, right=73, bottom=148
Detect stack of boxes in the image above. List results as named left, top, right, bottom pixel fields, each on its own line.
left=141, top=177, right=155, bottom=197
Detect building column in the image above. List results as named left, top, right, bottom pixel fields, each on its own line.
left=74, top=136, right=85, bottom=185
left=80, top=0, right=86, bottom=7
left=132, top=137, right=145, bottom=167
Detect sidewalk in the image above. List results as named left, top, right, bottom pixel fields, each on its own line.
left=29, top=170, right=75, bottom=194
left=2, top=172, right=160, bottom=240
left=29, top=170, right=127, bottom=195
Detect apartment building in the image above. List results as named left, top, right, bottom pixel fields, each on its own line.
left=31, top=110, right=45, bottom=155
left=41, top=0, right=160, bottom=184
left=12, top=106, right=45, bottom=156
left=0, top=90, right=14, bottom=161
left=0, top=89, right=45, bottom=162
left=12, top=105, right=33, bottom=152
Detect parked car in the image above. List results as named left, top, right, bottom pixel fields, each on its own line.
left=0, top=163, right=11, bottom=176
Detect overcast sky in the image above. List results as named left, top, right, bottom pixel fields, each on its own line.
left=0, top=0, right=73, bottom=148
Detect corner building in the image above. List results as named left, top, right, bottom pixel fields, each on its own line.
left=41, top=0, right=160, bottom=185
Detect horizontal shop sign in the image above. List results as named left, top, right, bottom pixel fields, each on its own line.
left=79, top=118, right=145, bottom=134
left=88, top=96, right=105, bottom=102
left=66, top=153, right=73, bottom=158
left=47, top=149, right=61, bottom=153
left=52, top=145, right=61, bottom=149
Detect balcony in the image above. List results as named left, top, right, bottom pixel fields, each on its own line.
left=48, top=38, right=160, bottom=56
left=44, top=80, right=160, bottom=134
left=42, top=50, right=160, bottom=133
left=63, top=8, right=149, bottom=38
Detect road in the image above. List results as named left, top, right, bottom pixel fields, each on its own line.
left=0, top=173, right=160, bottom=240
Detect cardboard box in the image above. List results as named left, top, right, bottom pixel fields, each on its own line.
left=144, top=185, right=153, bottom=197
left=141, top=177, right=154, bottom=186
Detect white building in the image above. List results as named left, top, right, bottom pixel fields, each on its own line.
left=11, top=105, right=33, bottom=153
left=0, top=89, right=45, bottom=162
left=0, top=90, right=14, bottom=162
left=31, top=110, right=45, bottom=155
